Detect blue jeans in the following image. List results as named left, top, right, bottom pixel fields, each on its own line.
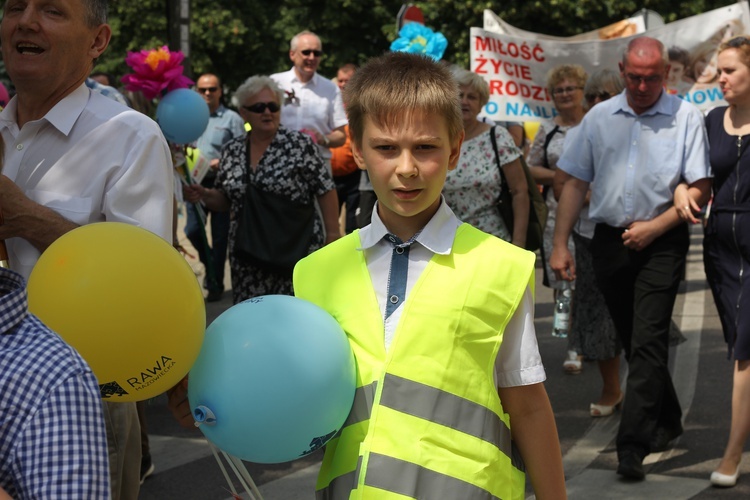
left=185, top=193, right=228, bottom=292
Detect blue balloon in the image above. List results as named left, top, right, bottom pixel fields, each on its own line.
left=155, top=88, right=209, bottom=145
left=188, top=295, right=356, bottom=463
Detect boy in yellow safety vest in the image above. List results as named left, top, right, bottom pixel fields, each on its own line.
left=293, top=52, right=566, bottom=499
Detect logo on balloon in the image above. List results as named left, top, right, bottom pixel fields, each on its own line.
left=125, top=355, right=176, bottom=391
left=27, top=223, right=206, bottom=403
left=300, top=430, right=338, bottom=457
left=100, top=381, right=129, bottom=399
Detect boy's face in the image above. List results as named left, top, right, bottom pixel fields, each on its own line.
left=352, top=111, right=462, bottom=238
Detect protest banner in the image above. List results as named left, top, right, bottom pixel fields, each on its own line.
left=483, top=9, right=646, bottom=41
left=471, top=2, right=750, bottom=122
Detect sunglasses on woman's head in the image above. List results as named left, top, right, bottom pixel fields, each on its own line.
left=726, top=36, right=750, bottom=48
left=585, top=91, right=612, bottom=102
left=243, top=102, right=281, bottom=113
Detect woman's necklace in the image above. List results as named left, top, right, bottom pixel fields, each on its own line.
left=463, top=119, right=485, bottom=140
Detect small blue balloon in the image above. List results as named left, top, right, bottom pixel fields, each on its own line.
left=155, top=88, right=209, bottom=145
left=188, top=295, right=356, bottom=464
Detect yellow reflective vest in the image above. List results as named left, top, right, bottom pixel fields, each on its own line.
left=294, top=224, right=535, bottom=500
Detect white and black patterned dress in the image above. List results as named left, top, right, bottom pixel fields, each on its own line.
left=215, top=126, right=335, bottom=303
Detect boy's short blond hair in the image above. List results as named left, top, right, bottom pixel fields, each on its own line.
left=343, top=52, right=463, bottom=148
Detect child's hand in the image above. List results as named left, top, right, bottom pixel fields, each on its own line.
left=182, top=184, right=205, bottom=204
left=166, top=377, right=197, bottom=430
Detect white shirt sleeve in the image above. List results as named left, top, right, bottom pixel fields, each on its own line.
left=494, top=285, right=546, bottom=388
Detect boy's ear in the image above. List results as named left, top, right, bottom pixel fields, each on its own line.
left=351, top=140, right=367, bottom=171
left=447, top=130, right=465, bottom=171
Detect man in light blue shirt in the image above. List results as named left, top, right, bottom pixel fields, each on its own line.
left=551, top=37, right=712, bottom=480
left=186, top=73, right=246, bottom=302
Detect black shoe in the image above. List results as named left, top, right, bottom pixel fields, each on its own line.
left=140, top=455, right=155, bottom=485
left=650, top=426, right=683, bottom=452
left=617, top=452, right=645, bottom=480
left=206, top=289, right=224, bottom=302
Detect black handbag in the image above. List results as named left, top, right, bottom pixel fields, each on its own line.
left=233, top=136, right=316, bottom=276
left=489, top=126, right=548, bottom=251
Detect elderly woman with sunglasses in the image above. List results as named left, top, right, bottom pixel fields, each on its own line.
left=184, top=76, right=340, bottom=303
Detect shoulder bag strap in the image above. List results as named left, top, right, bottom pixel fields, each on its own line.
left=489, top=125, right=509, bottom=193
left=542, top=124, right=561, bottom=170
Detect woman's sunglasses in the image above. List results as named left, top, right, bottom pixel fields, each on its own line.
left=242, top=102, right=281, bottom=113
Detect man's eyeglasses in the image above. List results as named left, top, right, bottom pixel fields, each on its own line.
left=551, top=86, right=582, bottom=95
left=300, top=49, right=323, bottom=57
left=198, top=87, right=218, bottom=93
left=624, top=74, right=663, bottom=85
left=242, top=102, right=281, bottom=113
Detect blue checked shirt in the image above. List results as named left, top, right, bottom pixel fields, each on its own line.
left=0, top=268, right=110, bottom=499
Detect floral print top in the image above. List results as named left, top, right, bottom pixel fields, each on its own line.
left=215, top=125, right=335, bottom=303
left=443, top=126, right=520, bottom=241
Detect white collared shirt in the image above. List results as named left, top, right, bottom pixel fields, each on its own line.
left=270, top=68, right=348, bottom=161
left=358, top=199, right=545, bottom=388
left=0, top=84, right=174, bottom=279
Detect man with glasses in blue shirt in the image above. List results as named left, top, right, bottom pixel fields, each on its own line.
left=271, top=31, right=348, bottom=176
left=186, top=73, right=245, bottom=302
left=551, top=36, right=712, bottom=480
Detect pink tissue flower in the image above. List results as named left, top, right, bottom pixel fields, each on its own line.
left=121, top=46, right=194, bottom=100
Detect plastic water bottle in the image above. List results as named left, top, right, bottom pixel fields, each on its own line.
left=552, top=284, right=571, bottom=338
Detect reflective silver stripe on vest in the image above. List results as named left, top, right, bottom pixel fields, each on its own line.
left=342, top=382, right=377, bottom=428
left=379, top=373, right=524, bottom=471
left=316, top=470, right=357, bottom=500
left=365, top=453, right=501, bottom=500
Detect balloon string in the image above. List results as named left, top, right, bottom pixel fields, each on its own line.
left=207, top=441, right=238, bottom=498
left=223, top=450, right=261, bottom=500
left=228, top=454, right=264, bottom=500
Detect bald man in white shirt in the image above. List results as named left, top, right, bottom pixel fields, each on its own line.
left=271, top=30, right=348, bottom=172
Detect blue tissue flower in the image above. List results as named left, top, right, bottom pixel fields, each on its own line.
left=390, top=23, right=448, bottom=61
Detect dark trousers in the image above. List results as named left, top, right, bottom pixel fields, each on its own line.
left=591, top=223, right=689, bottom=458
left=185, top=175, right=229, bottom=291
left=334, top=170, right=361, bottom=234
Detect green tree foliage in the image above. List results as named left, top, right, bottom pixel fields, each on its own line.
left=97, top=0, right=405, bottom=91
left=92, top=0, right=739, bottom=91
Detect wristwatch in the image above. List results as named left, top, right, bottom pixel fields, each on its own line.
left=322, top=135, right=330, bottom=147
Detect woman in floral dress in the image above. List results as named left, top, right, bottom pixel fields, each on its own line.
left=184, top=76, right=339, bottom=303
left=443, top=68, right=529, bottom=247
left=527, top=64, right=587, bottom=372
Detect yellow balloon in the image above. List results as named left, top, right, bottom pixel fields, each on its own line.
left=27, top=223, right=205, bottom=402
left=524, top=121, right=541, bottom=143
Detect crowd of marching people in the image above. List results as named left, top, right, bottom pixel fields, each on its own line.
left=2, top=0, right=750, bottom=498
